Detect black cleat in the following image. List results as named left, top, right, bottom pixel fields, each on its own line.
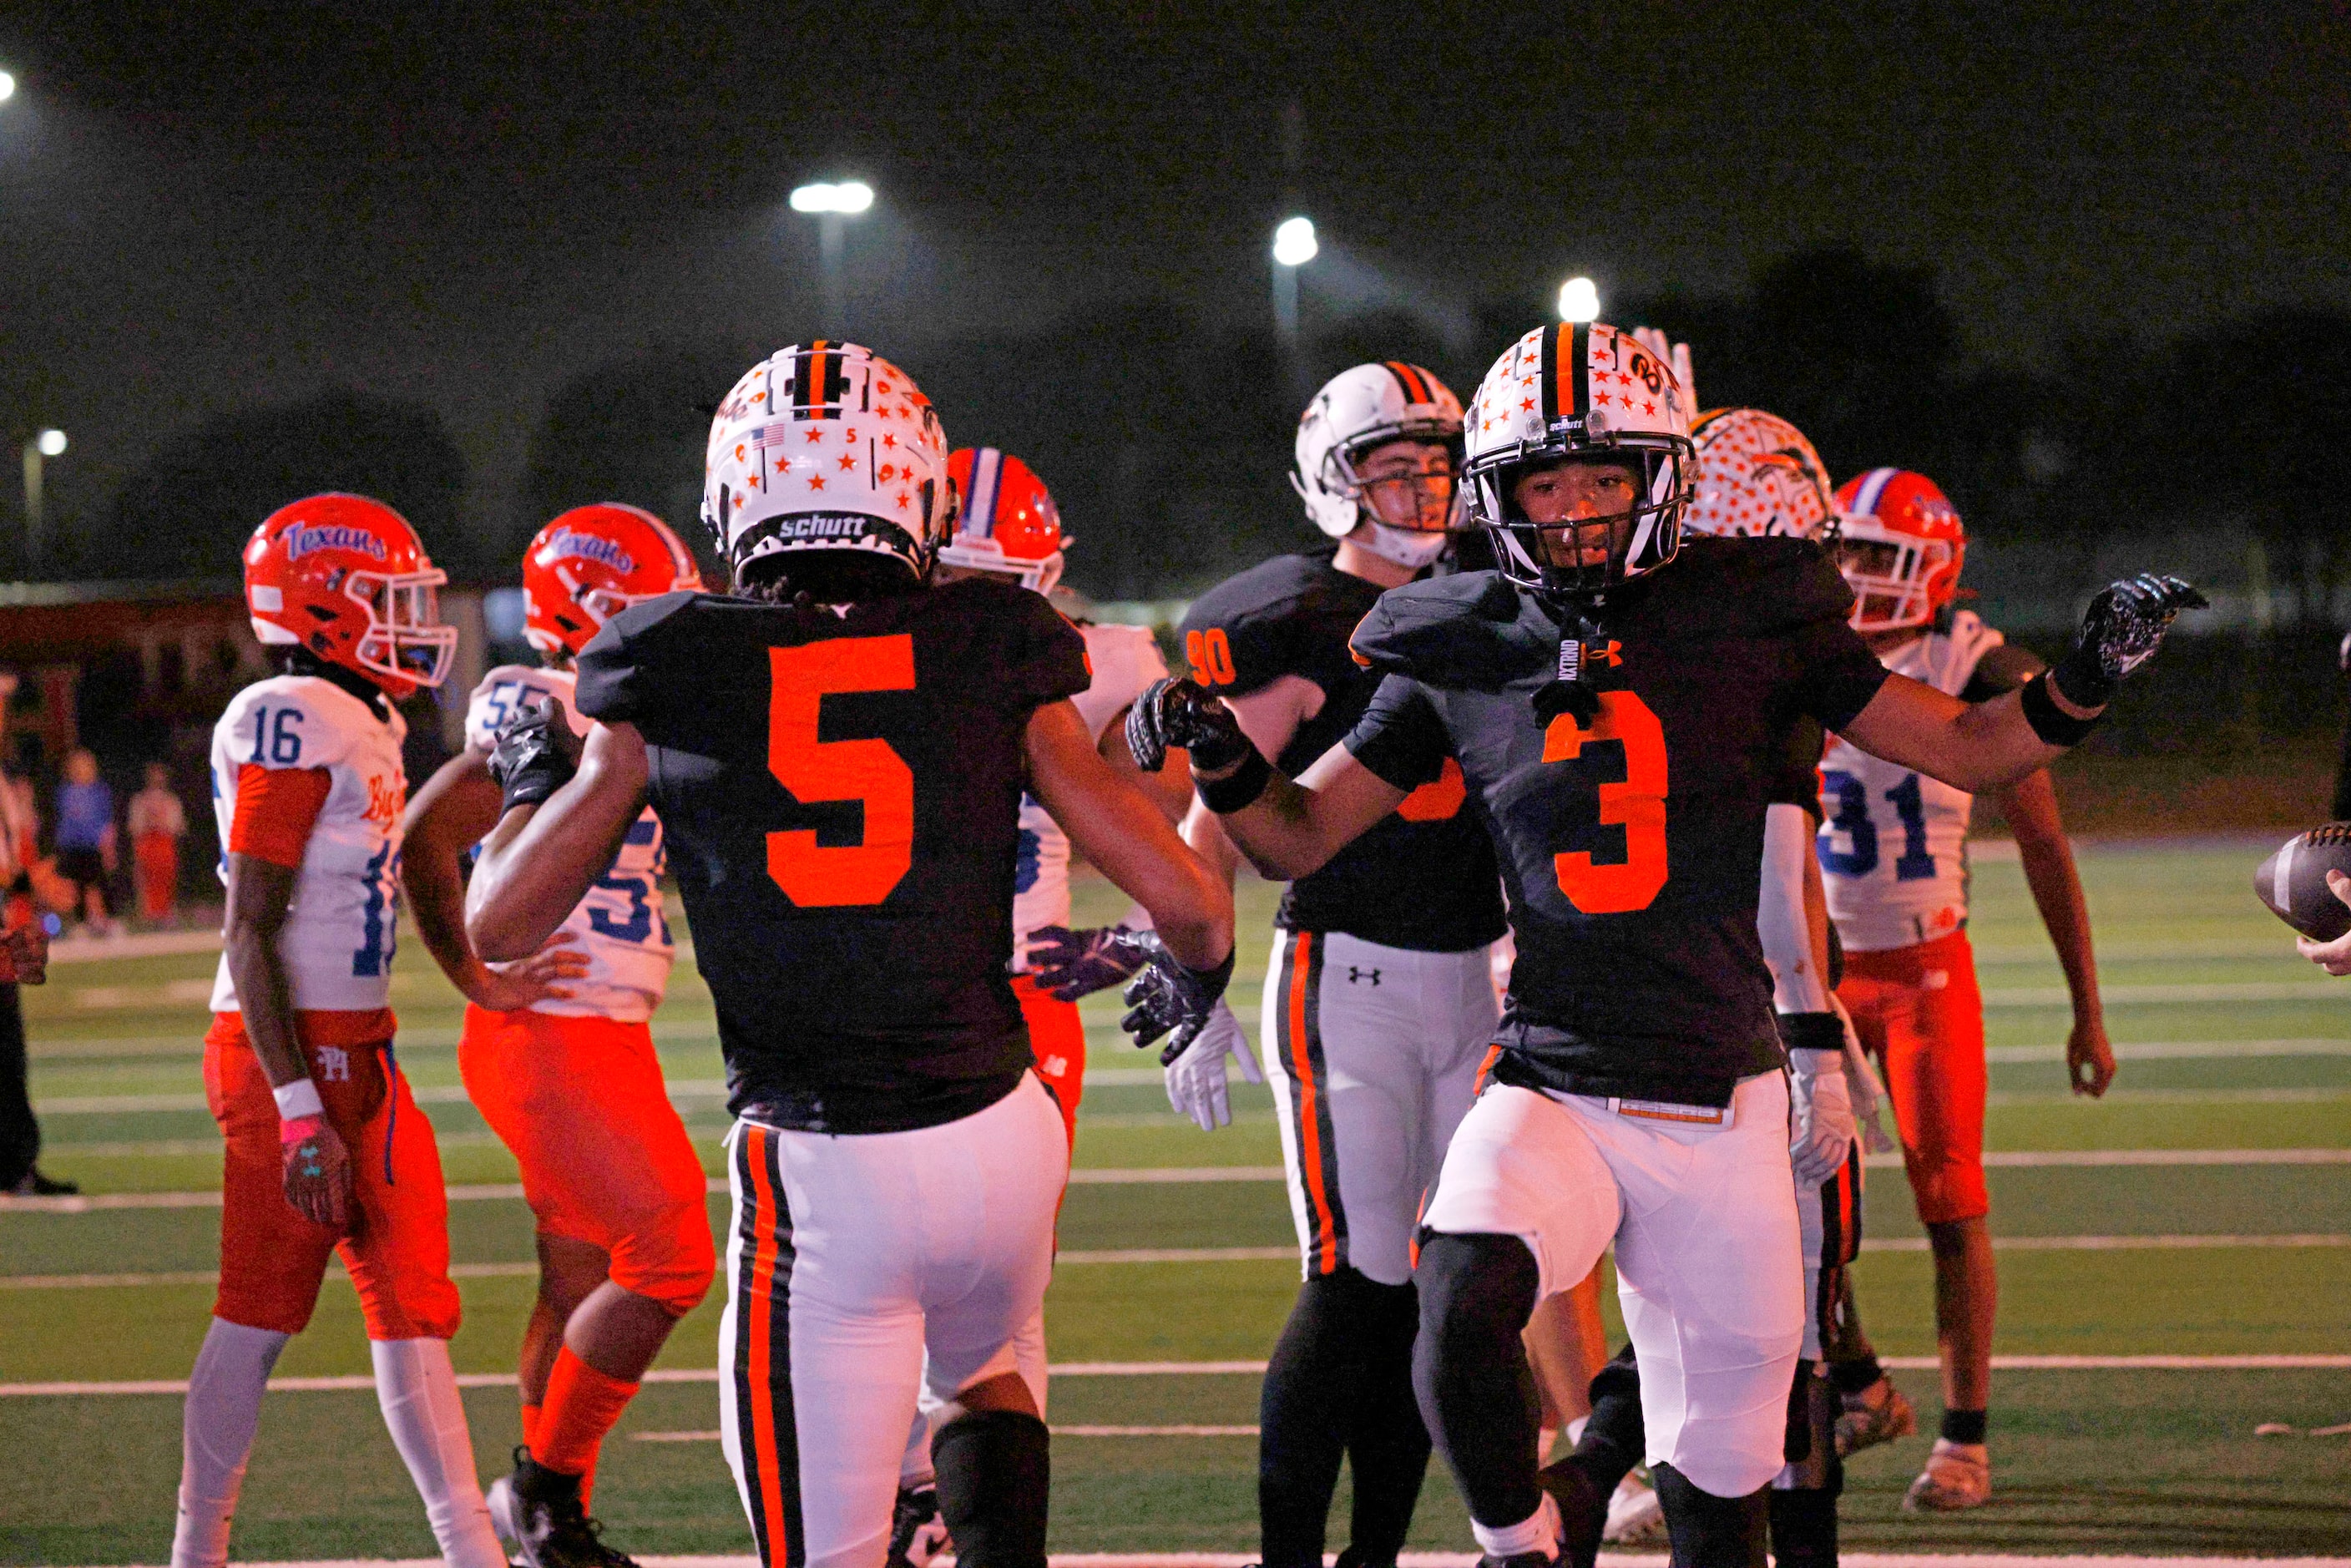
left=8, top=1168, right=78, bottom=1196
left=886, top=1482, right=950, bottom=1568
left=1538, top=1455, right=1609, bottom=1568
left=487, top=1449, right=638, bottom=1568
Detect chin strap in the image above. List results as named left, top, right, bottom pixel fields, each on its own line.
left=1355, top=522, right=1450, bottom=571
left=1531, top=604, right=1605, bottom=724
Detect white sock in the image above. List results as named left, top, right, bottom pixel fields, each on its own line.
left=1471, top=1491, right=1560, bottom=1560
left=173, top=1318, right=290, bottom=1568
left=1565, top=1415, right=1590, bottom=1447
left=371, top=1338, right=507, bottom=1568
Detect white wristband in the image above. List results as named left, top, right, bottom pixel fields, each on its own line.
left=273, top=1078, right=325, bottom=1121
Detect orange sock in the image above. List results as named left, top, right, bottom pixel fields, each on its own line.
left=534, top=1346, right=640, bottom=1479
left=519, top=1401, right=543, bottom=1451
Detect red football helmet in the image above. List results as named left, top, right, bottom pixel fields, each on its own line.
left=940, top=448, right=1066, bottom=594
left=243, top=493, right=457, bottom=700
left=1832, top=468, right=1966, bottom=633
left=523, top=503, right=702, bottom=659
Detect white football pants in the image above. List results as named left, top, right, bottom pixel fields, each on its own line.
left=1420, top=1072, right=1804, bottom=1496
left=717, top=1072, right=1067, bottom=1568
left=1261, top=928, right=1499, bottom=1286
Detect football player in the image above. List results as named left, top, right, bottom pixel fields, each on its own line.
left=1813, top=468, right=2113, bottom=1510
left=463, top=343, right=1235, bottom=1568
left=174, top=495, right=509, bottom=1568
left=1125, top=321, right=2199, bottom=1568
left=401, top=503, right=716, bottom=1565
left=881, top=448, right=1184, bottom=1566
left=1120, top=362, right=1510, bottom=1568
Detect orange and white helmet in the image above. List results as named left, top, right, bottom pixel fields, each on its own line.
left=1464, top=321, right=1694, bottom=597
left=941, top=448, right=1065, bottom=594
left=701, top=341, right=953, bottom=587
left=1684, top=408, right=1840, bottom=540
left=1833, top=468, right=1966, bottom=632
left=1294, top=362, right=1464, bottom=570
left=242, top=493, right=456, bottom=700
left=522, top=503, right=702, bottom=658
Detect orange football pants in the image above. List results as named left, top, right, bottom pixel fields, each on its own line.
left=1016, top=974, right=1086, bottom=1152
left=1835, top=927, right=1990, bottom=1226
left=458, top=1005, right=715, bottom=1314
left=204, top=1010, right=462, bottom=1340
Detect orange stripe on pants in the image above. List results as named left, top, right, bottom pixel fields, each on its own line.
left=1284, top=933, right=1340, bottom=1275
left=743, top=1126, right=791, bottom=1566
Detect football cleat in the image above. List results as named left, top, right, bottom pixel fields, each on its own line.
left=488, top=1451, right=639, bottom=1568
left=1836, top=1373, right=1918, bottom=1457
left=1903, top=1437, right=1992, bottom=1511
left=1600, top=1471, right=1666, bottom=1544
left=884, top=1483, right=950, bottom=1568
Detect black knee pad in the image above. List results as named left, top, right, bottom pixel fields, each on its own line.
left=1651, top=1462, right=1768, bottom=1568
left=1410, top=1233, right=1545, bottom=1530
left=1413, top=1232, right=1540, bottom=1345
left=932, top=1409, right=1049, bottom=1568
left=1775, top=1364, right=1843, bottom=1496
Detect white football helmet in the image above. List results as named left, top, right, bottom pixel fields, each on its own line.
left=1292, top=362, right=1464, bottom=570
left=701, top=341, right=953, bottom=587
left=1464, top=321, right=1694, bottom=597
left=1684, top=407, right=1841, bottom=540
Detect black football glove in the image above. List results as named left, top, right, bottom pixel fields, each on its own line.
left=2051, top=574, right=2207, bottom=709
left=1119, top=932, right=1238, bottom=1065
left=1026, top=923, right=1153, bottom=1001
left=487, top=696, right=579, bottom=816
left=1125, top=677, right=1257, bottom=775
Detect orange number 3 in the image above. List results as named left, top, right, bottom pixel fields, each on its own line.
left=766, top=636, right=917, bottom=907
left=1541, top=690, right=1669, bottom=914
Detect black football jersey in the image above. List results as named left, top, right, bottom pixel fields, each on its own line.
left=1180, top=549, right=1504, bottom=953
left=1344, top=538, right=1892, bottom=1105
left=575, top=578, right=1091, bottom=1133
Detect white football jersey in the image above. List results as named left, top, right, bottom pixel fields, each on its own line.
left=210, top=675, right=410, bottom=1014
left=1009, top=620, right=1170, bottom=964
left=1817, top=611, right=2006, bottom=952
left=466, top=665, right=673, bottom=1021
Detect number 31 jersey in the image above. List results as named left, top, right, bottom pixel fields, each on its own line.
left=1817, top=610, right=2027, bottom=952
left=208, top=675, right=408, bottom=1014
left=1344, top=539, right=1893, bottom=1105
left=466, top=665, right=674, bottom=1021
left=574, top=579, right=1091, bottom=1133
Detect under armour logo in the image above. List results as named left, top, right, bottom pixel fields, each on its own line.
left=316, top=1047, right=351, bottom=1083
left=1347, top=966, right=1383, bottom=986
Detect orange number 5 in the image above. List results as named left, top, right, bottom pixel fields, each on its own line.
left=1541, top=690, right=1669, bottom=914
left=766, top=636, right=917, bottom=907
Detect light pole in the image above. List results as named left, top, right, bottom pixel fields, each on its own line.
left=22, top=428, right=63, bottom=575
left=1557, top=276, right=1600, bottom=323
left=789, top=180, right=874, bottom=336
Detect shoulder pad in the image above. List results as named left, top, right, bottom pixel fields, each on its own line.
left=1669, top=538, right=1855, bottom=635
left=218, top=676, right=364, bottom=771
left=576, top=592, right=700, bottom=722
left=1347, top=570, right=1550, bottom=690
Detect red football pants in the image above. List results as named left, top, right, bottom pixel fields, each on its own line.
left=1836, top=928, right=1990, bottom=1226
left=458, top=1005, right=715, bottom=1314
left=205, top=1011, right=462, bottom=1339
left=1015, top=974, right=1086, bottom=1152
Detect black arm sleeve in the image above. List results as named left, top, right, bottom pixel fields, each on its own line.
left=1342, top=675, right=1453, bottom=792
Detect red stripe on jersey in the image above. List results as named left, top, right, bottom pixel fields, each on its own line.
left=227, top=763, right=331, bottom=868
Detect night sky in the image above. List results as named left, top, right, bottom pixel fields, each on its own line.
left=1, top=1, right=2343, bottom=549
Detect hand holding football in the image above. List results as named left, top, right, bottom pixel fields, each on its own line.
left=2254, top=823, right=2351, bottom=942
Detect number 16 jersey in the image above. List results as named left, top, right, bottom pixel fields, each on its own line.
left=574, top=579, right=1092, bottom=1134
left=466, top=665, right=674, bottom=1022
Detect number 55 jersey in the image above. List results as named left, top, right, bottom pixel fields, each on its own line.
left=1343, top=538, right=1892, bottom=1106
left=574, top=577, right=1092, bottom=1133
left=464, top=665, right=672, bottom=1020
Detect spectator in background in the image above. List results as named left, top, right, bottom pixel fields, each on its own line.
left=53, top=749, right=118, bottom=938
left=0, top=767, right=68, bottom=1195
left=128, top=763, right=188, bottom=928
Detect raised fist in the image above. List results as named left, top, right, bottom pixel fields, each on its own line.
left=1125, top=677, right=1256, bottom=775
left=2052, top=574, right=2207, bottom=709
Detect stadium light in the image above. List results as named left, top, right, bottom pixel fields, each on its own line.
left=34, top=428, right=64, bottom=458
left=1272, top=216, right=1318, bottom=268
left=23, top=428, right=64, bottom=573
left=790, top=180, right=873, bottom=215
left=1558, top=276, right=1600, bottom=323
left=0, top=70, right=16, bottom=104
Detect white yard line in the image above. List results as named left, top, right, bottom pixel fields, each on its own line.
left=1982, top=981, right=2337, bottom=1006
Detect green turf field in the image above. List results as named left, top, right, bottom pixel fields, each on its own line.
left=3, top=841, right=2348, bottom=1563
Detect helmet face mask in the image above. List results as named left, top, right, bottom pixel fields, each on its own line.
left=1294, top=363, right=1465, bottom=570
left=244, top=493, right=457, bottom=701
left=1327, top=435, right=1461, bottom=538
left=1832, top=468, right=1966, bottom=633
left=349, top=569, right=458, bottom=689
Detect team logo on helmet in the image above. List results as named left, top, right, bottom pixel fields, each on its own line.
left=285, top=524, right=392, bottom=562
left=536, top=528, right=636, bottom=574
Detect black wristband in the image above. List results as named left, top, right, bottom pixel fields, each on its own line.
left=2020, top=670, right=2101, bottom=747
left=1775, top=1011, right=1847, bottom=1056
left=1196, top=749, right=1273, bottom=814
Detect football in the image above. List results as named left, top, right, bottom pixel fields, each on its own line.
left=2253, top=823, right=2351, bottom=941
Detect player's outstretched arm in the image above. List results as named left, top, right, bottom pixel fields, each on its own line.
left=468, top=708, right=650, bottom=964
left=1025, top=699, right=1232, bottom=973
left=1992, top=766, right=2113, bottom=1095
left=224, top=851, right=353, bottom=1230
left=402, top=748, right=588, bottom=1011
left=1842, top=574, right=2204, bottom=794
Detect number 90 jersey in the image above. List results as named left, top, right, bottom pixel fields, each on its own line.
left=1010, top=620, right=1169, bottom=961
left=1816, top=611, right=2010, bottom=953
left=208, top=675, right=409, bottom=1014
left=467, top=665, right=673, bottom=1021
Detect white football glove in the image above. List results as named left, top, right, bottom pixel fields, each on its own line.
left=1788, top=1048, right=1857, bottom=1186
left=1835, top=994, right=1898, bottom=1154
left=1162, top=999, right=1261, bottom=1131
left=1631, top=327, right=1696, bottom=410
